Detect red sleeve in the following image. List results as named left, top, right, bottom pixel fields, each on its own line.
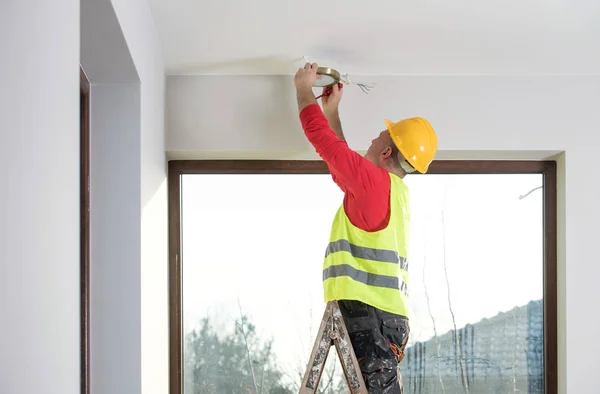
left=326, top=164, right=347, bottom=193
left=299, top=104, right=388, bottom=198
left=299, top=104, right=391, bottom=231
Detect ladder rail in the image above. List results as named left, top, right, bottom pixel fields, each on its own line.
left=299, top=304, right=333, bottom=391
left=298, top=301, right=368, bottom=394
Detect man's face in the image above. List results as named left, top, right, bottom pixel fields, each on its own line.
left=365, top=129, right=392, bottom=165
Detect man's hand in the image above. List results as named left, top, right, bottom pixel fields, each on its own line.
left=294, top=62, right=320, bottom=91
left=295, top=62, right=320, bottom=112
left=322, top=83, right=343, bottom=115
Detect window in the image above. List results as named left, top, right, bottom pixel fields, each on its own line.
left=168, top=160, right=557, bottom=394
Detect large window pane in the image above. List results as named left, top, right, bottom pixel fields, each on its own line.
left=400, top=174, right=544, bottom=394
left=181, top=173, right=544, bottom=394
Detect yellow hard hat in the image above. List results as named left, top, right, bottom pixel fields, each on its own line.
left=385, top=117, right=438, bottom=174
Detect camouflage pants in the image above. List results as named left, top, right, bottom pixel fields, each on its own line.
left=338, top=300, right=410, bottom=394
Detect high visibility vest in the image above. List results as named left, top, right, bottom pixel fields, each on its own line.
left=322, top=172, right=410, bottom=317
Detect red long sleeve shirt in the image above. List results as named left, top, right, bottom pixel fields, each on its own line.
left=299, top=104, right=391, bottom=232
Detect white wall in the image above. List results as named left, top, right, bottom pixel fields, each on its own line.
left=81, top=0, right=167, bottom=392
left=108, top=1, right=168, bottom=393
left=81, top=1, right=142, bottom=391
left=90, top=83, right=142, bottom=393
left=0, top=1, right=80, bottom=394
left=0, top=0, right=166, bottom=393
left=167, top=75, right=596, bottom=156
left=166, top=73, right=600, bottom=393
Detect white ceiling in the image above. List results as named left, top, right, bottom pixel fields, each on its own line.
left=148, top=0, right=600, bottom=76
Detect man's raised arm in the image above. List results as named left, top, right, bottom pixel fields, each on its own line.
left=321, top=83, right=346, bottom=142
left=294, top=63, right=385, bottom=197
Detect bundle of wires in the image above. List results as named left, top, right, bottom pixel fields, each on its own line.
left=339, top=73, right=375, bottom=94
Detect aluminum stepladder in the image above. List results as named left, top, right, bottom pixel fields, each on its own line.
left=298, top=301, right=368, bottom=394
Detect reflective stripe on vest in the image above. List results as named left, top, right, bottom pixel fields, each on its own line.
left=325, top=239, right=409, bottom=271
left=323, top=264, right=408, bottom=296
left=322, top=172, right=411, bottom=317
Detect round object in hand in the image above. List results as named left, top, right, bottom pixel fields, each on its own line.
left=314, top=67, right=341, bottom=88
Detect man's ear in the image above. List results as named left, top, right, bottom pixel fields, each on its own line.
left=381, top=146, right=393, bottom=159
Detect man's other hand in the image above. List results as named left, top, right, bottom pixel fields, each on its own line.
left=294, top=62, right=320, bottom=91
left=322, top=83, right=343, bottom=114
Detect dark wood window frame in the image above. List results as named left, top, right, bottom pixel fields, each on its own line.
left=167, top=159, right=557, bottom=394
left=80, top=66, right=91, bottom=394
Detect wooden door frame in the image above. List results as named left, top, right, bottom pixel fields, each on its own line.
left=167, top=159, right=557, bottom=394
left=80, top=66, right=91, bottom=394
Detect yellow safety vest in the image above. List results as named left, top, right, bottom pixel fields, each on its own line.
left=322, top=172, right=410, bottom=317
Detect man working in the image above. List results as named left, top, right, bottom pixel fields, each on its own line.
left=294, top=63, right=438, bottom=393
